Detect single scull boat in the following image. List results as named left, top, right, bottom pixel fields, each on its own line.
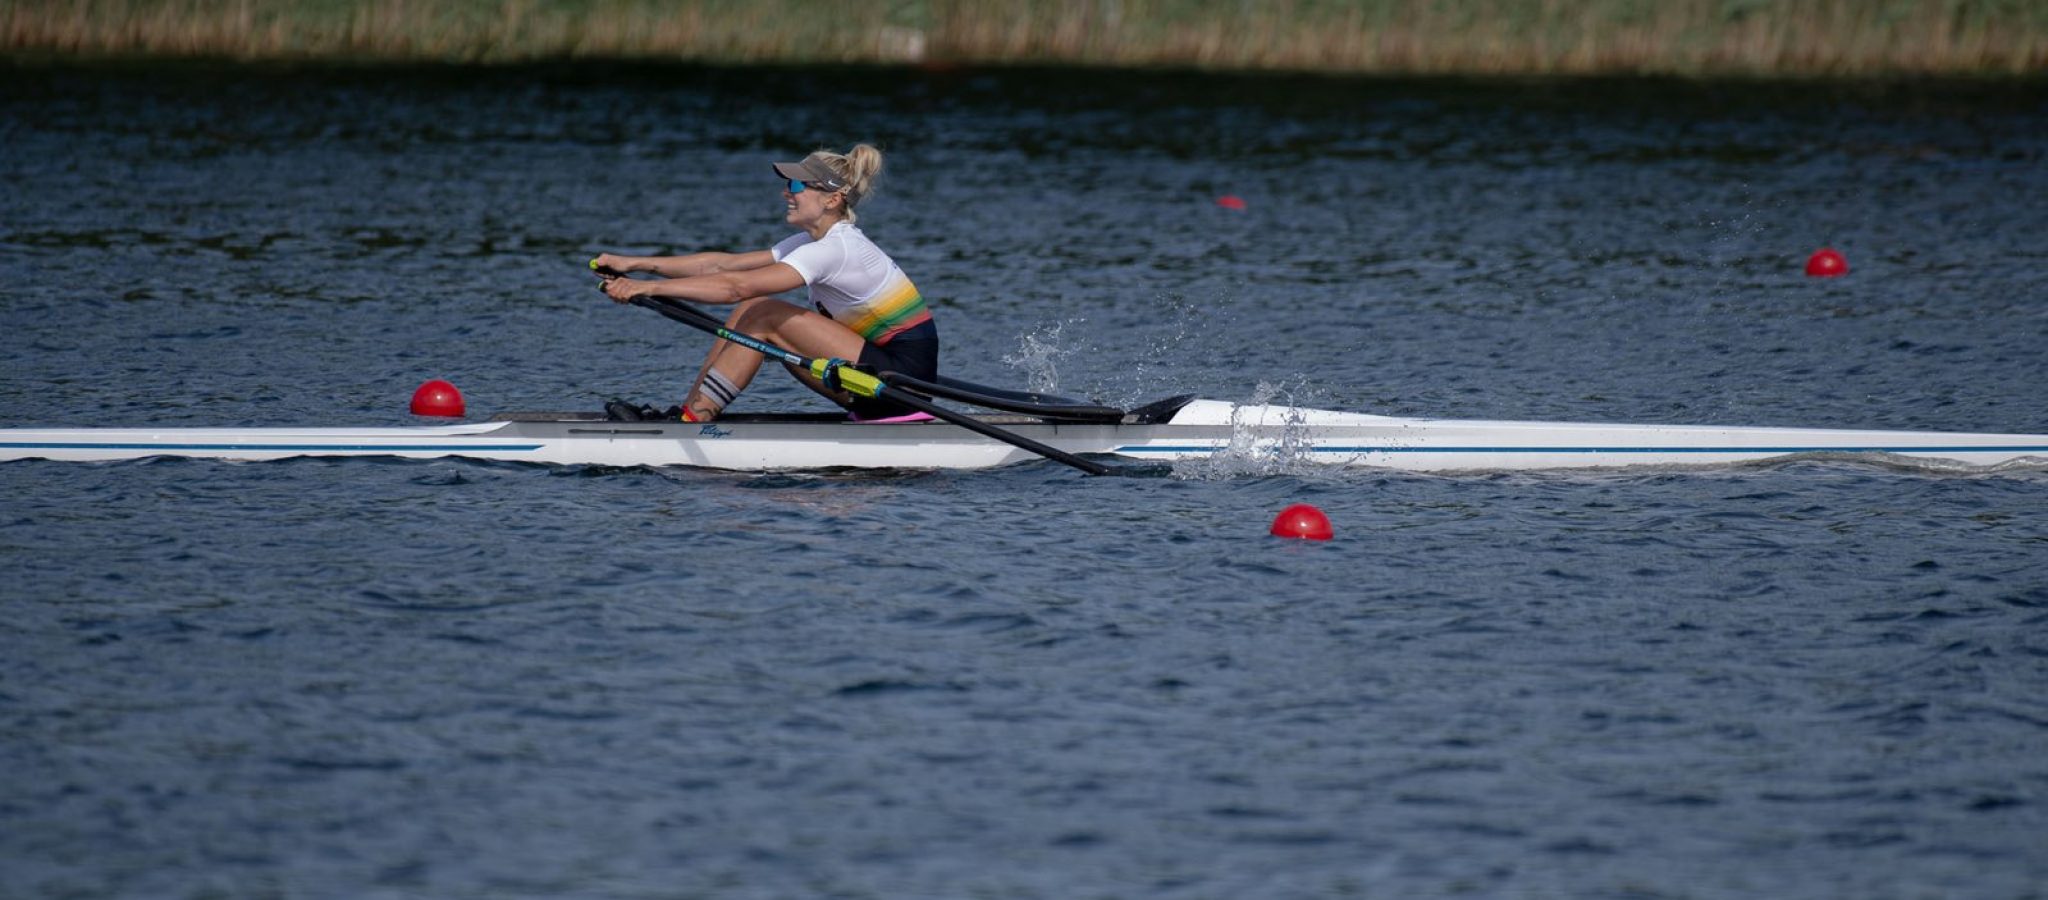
left=9, top=289, right=2043, bottom=474
left=3, top=396, right=2045, bottom=472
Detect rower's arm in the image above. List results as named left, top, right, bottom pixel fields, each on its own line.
left=603, top=262, right=806, bottom=305
left=595, top=249, right=776, bottom=278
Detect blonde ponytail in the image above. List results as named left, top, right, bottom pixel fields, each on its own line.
left=812, top=143, right=884, bottom=222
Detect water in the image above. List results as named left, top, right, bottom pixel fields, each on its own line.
left=4, top=64, right=2047, bottom=898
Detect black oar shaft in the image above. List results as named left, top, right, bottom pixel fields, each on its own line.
left=866, top=383, right=1112, bottom=476
left=629, top=295, right=801, bottom=367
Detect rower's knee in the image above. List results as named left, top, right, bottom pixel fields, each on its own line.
left=724, top=300, right=760, bottom=328
left=731, top=298, right=798, bottom=336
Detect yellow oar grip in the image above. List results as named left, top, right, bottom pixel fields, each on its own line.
left=808, top=359, right=884, bottom=398
left=837, top=368, right=883, bottom=398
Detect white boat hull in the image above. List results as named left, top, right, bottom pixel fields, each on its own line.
left=2, top=400, right=2044, bottom=472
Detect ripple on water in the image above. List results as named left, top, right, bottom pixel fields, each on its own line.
left=3, top=66, right=2048, bottom=899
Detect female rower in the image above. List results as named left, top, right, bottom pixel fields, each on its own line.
left=593, top=143, right=937, bottom=422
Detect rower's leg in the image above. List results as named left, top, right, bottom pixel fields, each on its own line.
left=679, top=303, right=769, bottom=420
left=680, top=299, right=865, bottom=420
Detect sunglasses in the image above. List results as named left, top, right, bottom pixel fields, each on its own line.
left=785, top=179, right=843, bottom=195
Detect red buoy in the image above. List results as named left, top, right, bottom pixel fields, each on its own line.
left=410, top=379, right=466, bottom=417
left=1804, top=247, right=1848, bottom=278
left=1216, top=195, right=1247, bottom=211
left=1270, top=503, right=1334, bottom=540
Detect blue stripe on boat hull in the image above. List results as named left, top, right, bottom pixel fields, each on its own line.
left=1118, top=445, right=2048, bottom=455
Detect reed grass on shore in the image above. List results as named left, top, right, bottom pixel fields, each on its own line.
left=5, top=0, right=2045, bottom=76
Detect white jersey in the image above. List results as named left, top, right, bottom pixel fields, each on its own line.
left=771, top=222, right=931, bottom=344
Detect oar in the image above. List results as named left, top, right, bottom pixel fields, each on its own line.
left=591, top=263, right=1114, bottom=476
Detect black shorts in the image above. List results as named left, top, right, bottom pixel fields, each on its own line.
left=849, top=319, right=939, bottom=418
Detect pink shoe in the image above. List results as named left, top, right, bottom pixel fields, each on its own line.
left=849, top=410, right=937, bottom=424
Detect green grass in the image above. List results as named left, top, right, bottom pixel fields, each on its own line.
left=4, top=0, right=2045, bottom=74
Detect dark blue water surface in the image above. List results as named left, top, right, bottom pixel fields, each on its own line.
left=4, top=64, right=2048, bottom=898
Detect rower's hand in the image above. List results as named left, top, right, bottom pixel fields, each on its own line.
left=598, top=273, right=645, bottom=304
left=589, top=253, right=630, bottom=277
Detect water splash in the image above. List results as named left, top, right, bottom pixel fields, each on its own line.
left=1001, top=319, right=1083, bottom=394
left=1169, top=378, right=1325, bottom=481
left=1096, top=293, right=1212, bottom=408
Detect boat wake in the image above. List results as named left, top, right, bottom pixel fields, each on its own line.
left=1337, top=451, right=2048, bottom=482
left=1736, top=450, right=2048, bottom=477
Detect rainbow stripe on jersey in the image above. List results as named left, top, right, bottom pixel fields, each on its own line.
left=838, top=271, right=931, bottom=345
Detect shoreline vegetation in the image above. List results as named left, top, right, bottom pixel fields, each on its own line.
left=3, top=1, right=2045, bottom=76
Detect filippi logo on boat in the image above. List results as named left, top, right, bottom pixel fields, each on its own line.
left=697, top=424, right=731, bottom=438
